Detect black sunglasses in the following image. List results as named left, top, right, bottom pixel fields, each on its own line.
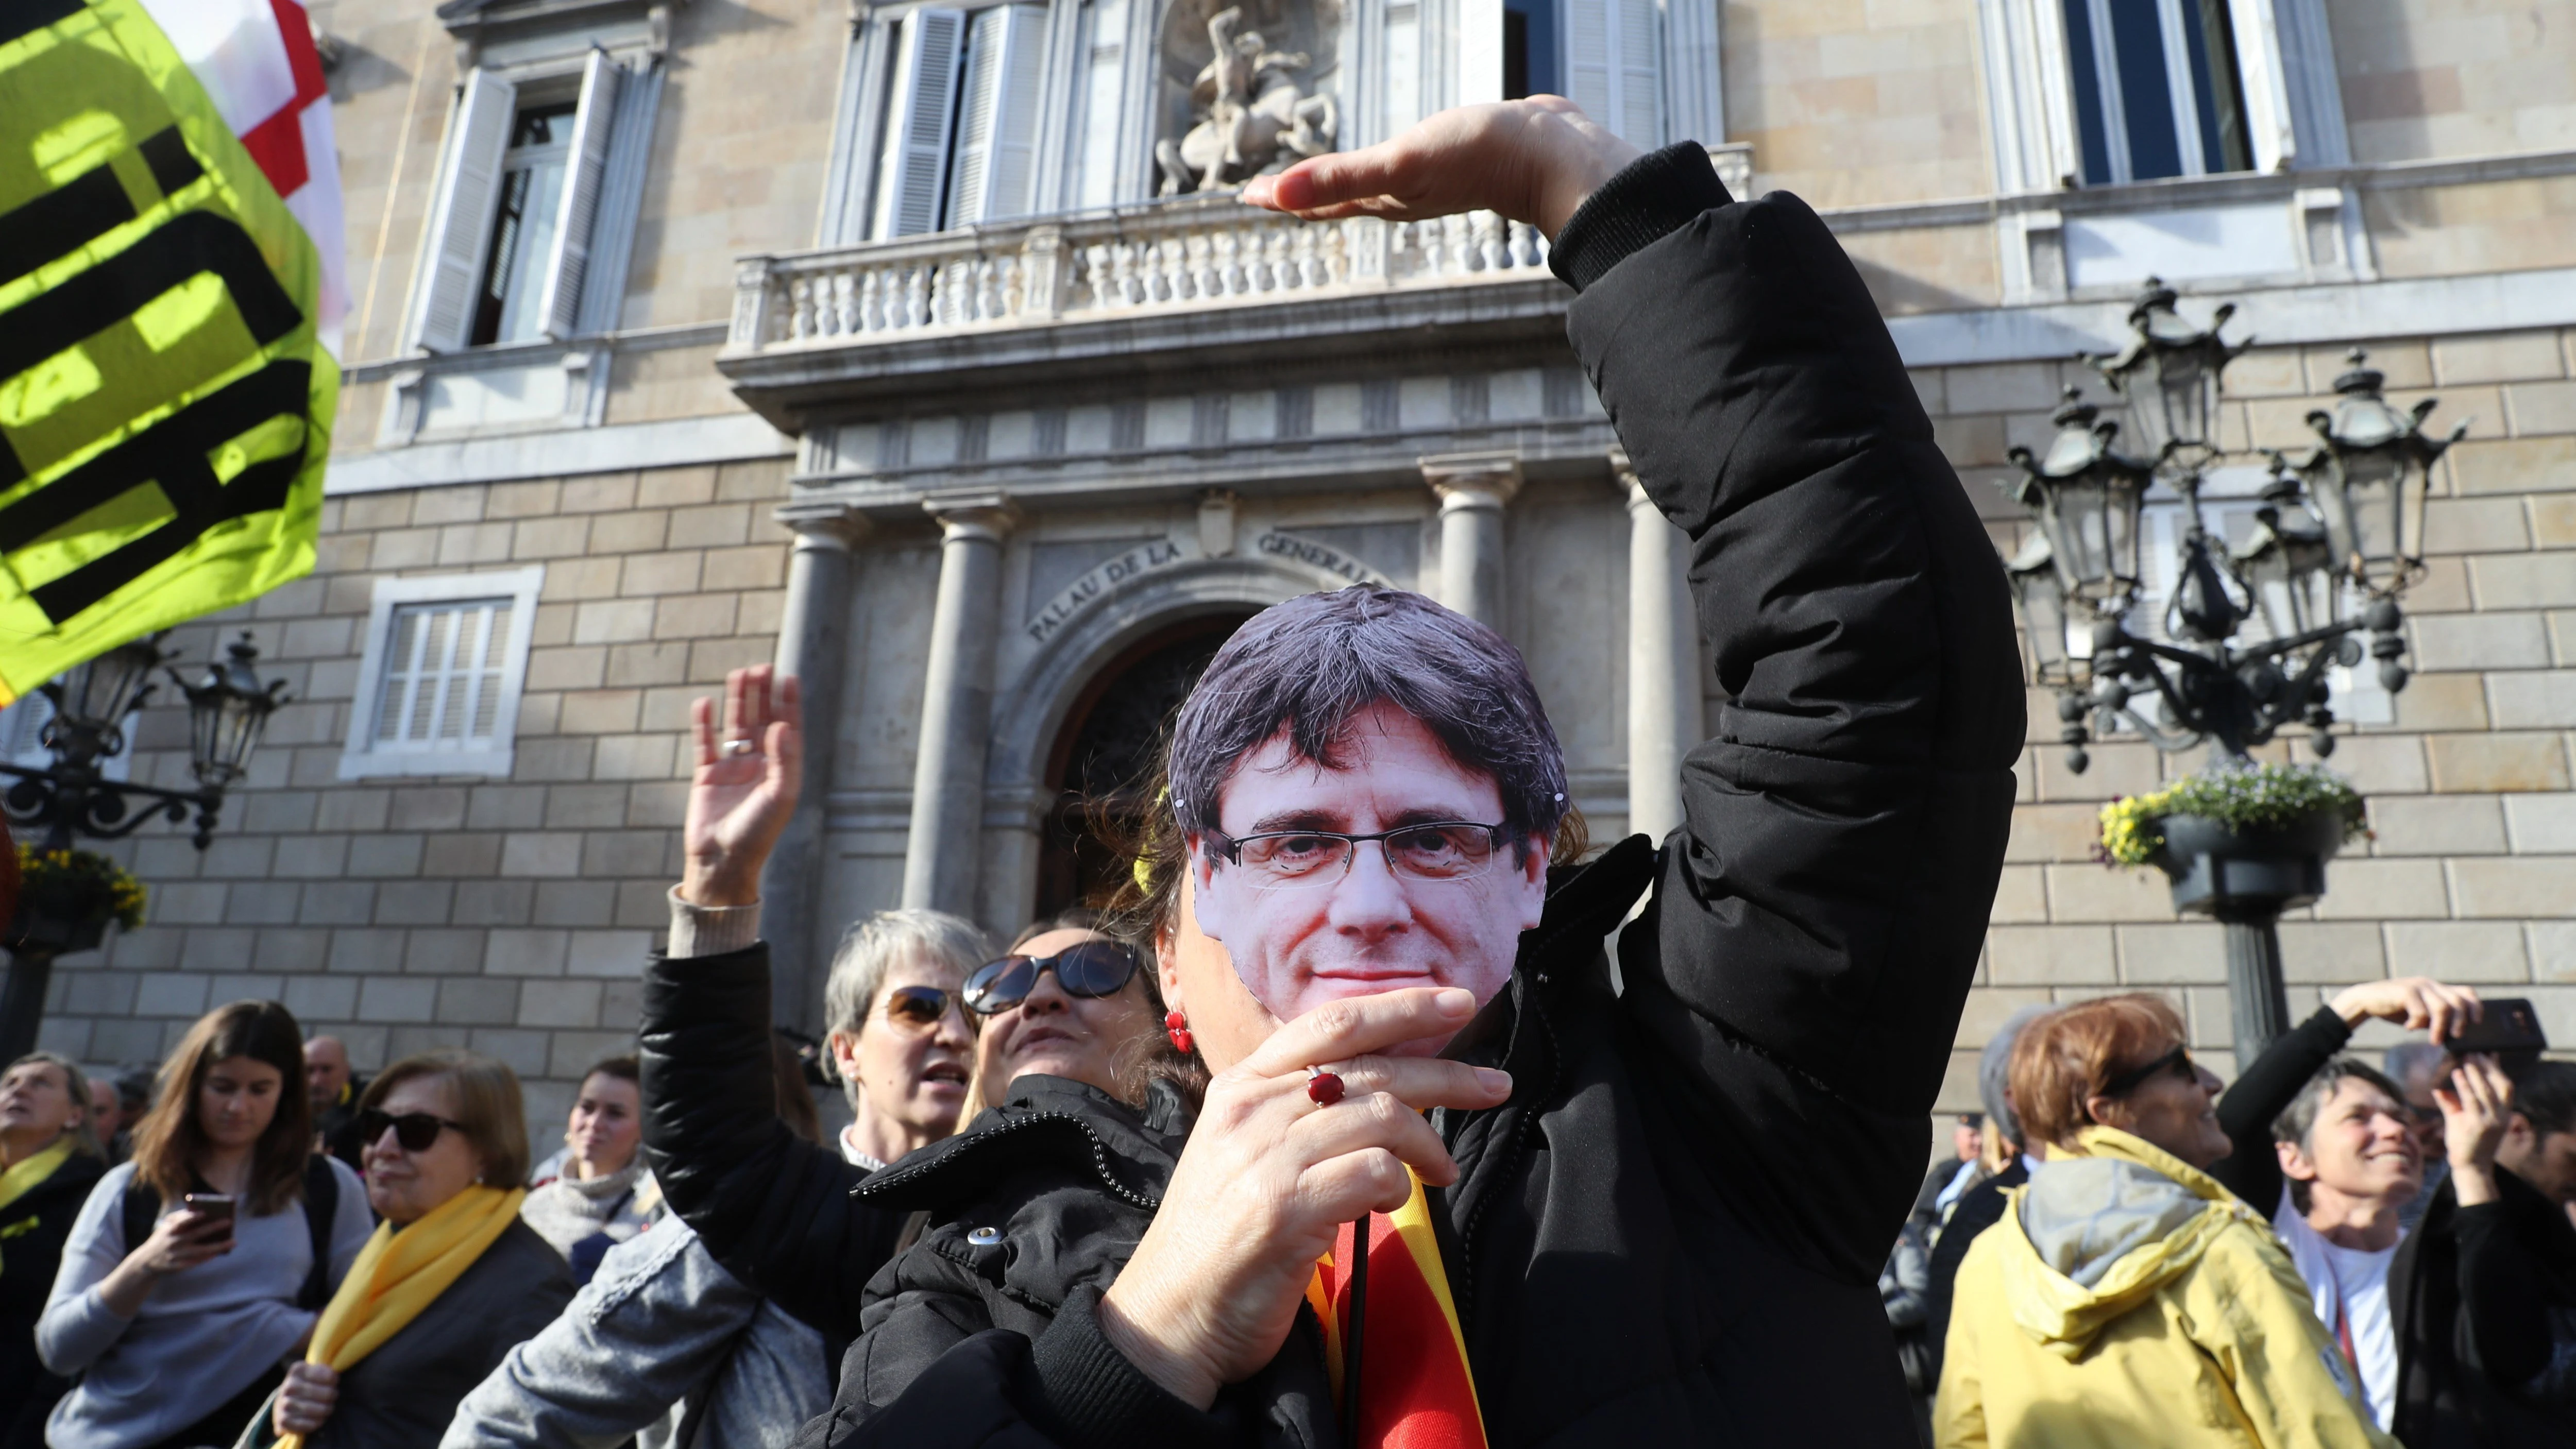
left=355, top=1108, right=468, bottom=1153
left=963, top=940, right=1142, bottom=1016
left=880, top=984, right=960, bottom=1032
left=2102, top=1045, right=2197, bottom=1099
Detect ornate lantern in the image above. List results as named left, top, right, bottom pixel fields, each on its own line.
left=2297, top=348, right=2467, bottom=596
left=2230, top=457, right=2341, bottom=641
left=2086, top=277, right=2251, bottom=476
left=2005, top=531, right=2076, bottom=685
left=175, top=632, right=287, bottom=791
left=2005, top=387, right=2159, bottom=609
left=46, top=634, right=168, bottom=761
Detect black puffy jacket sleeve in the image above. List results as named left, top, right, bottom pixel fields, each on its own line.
left=2207, top=1004, right=2352, bottom=1211
left=1571, top=147, right=2025, bottom=1284
left=638, top=943, right=914, bottom=1337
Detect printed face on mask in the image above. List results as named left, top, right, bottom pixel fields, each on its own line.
left=1189, top=701, right=1548, bottom=1055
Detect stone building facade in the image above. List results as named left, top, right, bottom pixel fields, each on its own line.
left=13, top=0, right=2573, bottom=1138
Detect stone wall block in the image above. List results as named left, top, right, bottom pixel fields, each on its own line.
left=527, top=645, right=609, bottom=692
left=2033, top=740, right=2162, bottom=803
left=423, top=832, right=503, bottom=876
left=589, top=508, right=672, bottom=555
left=2006, top=803, right=2103, bottom=862
left=614, top=880, right=672, bottom=929
left=2367, top=794, right=2508, bottom=855
left=1989, top=865, right=2048, bottom=922
left=151, top=882, right=229, bottom=925
left=467, top=787, right=550, bottom=831
left=567, top=931, right=651, bottom=978
left=2502, top=792, right=2576, bottom=851
left=534, top=880, right=618, bottom=927
left=282, top=974, right=360, bottom=1022
left=341, top=493, right=411, bottom=532
left=2449, top=436, right=2576, bottom=496
left=670, top=503, right=754, bottom=548
left=328, top=928, right=406, bottom=975
left=2115, top=923, right=2229, bottom=983
left=605, top=642, right=691, bottom=687
left=469, top=1028, right=554, bottom=1079
left=2312, top=858, right=2452, bottom=918
left=592, top=734, right=679, bottom=781
left=500, top=832, right=586, bottom=878
left=2535, top=497, right=2576, bottom=549
left=436, top=977, right=520, bottom=1025
left=389, top=788, right=469, bottom=831
left=2426, top=732, right=2572, bottom=793
left=559, top=689, right=645, bottom=736
left=177, top=927, right=257, bottom=971
left=2488, top=670, right=2576, bottom=728
left=61, top=969, right=137, bottom=1016
left=518, top=979, right=604, bottom=1028
left=543, top=785, right=630, bottom=830
left=548, top=1031, right=639, bottom=1078
left=2447, top=857, right=2576, bottom=917
left=1987, top=924, right=2117, bottom=984
left=314, top=789, right=389, bottom=832
left=2472, top=555, right=2576, bottom=609
left=453, top=879, right=536, bottom=926
left=297, top=881, right=377, bottom=926
left=2315, top=734, right=2431, bottom=795
left=574, top=599, right=658, bottom=645
left=2507, top=380, right=2576, bottom=436
left=2433, top=331, right=2569, bottom=386
left=560, top=473, right=639, bottom=514
left=636, top=467, right=717, bottom=509
left=224, top=882, right=302, bottom=925
left=2385, top=920, right=2534, bottom=981
left=358, top=977, right=440, bottom=1024
left=2044, top=863, right=2185, bottom=923
left=515, top=516, right=594, bottom=559
left=652, top=594, right=740, bottom=640
left=544, top=557, right=623, bottom=601
left=369, top=528, right=438, bottom=570
left=687, top=636, right=774, bottom=681
left=715, top=458, right=788, bottom=502
left=251, top=928, right=328, bottom=974
left=136, top=971, right=211, bottom=1018
left=703, top=545, right=787, bottom=592
left=2531, top=922, right=2576, bottom=983
left=2412, top=614, right=2551, bottom=672
left=485, top=930, right=571, bottom=977
left=207, top=973, right=284, bottom=1005
left=273, top=834, right=351, bottom=878
left=621, top=551, right=705, bottom=597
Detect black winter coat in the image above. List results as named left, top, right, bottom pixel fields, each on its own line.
left=640, top=141, right=2025, bottom=1448
left=2389, top=1167, right=2576, bottom=1447
left=1, top=1147, right=106, bottom=1449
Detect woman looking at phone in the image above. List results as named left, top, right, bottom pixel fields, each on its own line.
left=37, top=1001, right=371, bottom=1449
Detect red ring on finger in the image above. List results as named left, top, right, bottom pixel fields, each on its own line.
left=1306, top=1069, right=1346, bottom=1106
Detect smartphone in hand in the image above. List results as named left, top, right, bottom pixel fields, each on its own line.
left=2439, top=997, right=2548, bottom=1069
left=180, top=1192, right=237, bottom=1247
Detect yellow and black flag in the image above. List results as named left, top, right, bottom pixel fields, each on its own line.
left=0, top=0, right=341, bottom=705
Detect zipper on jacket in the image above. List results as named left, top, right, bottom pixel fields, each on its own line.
left=855, top=1110, right=1165, bottom=1211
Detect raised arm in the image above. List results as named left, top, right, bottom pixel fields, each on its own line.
left=1567, top=145, right=2022, bottom=1281
left=638, top=666, right=911, bottom=1337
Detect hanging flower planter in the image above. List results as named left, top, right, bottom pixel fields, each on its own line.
left=2097, top=763, right=2369, bottom=915
left=7, top=846, right=145, bottom=955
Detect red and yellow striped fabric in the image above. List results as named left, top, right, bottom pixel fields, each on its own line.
left=1305, top=1169, right=1487, bottom=1449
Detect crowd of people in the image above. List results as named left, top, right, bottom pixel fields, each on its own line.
left=0, top=97, right=2570, bottom=1449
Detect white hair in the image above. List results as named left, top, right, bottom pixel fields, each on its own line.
left=822, top=909, right=990, bottom=1102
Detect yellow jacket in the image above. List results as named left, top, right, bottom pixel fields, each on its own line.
left=1935, top=1127, right=2395, bottom=1449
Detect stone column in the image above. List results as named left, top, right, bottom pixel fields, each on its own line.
left=1420, top=452, right=1522, bottom=629
left=903, top=495, right=1016, bottom=917
left=1620, top=452, right=1705, bottom=844
left=759, top=502, right=869, bottom=1033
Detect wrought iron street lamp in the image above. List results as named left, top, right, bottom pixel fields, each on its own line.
left=1997, top=281, right=2463, bottom=1054
left=2, top=631, right=287, bottom=1059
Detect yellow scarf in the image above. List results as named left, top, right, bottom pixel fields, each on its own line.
left=277, top=1184, right=526, bottom=1449
left=0, top=1140, right=76, bottom=1277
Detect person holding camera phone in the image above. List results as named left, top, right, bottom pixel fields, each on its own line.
left=36, top=1002, right=371, bottom=1449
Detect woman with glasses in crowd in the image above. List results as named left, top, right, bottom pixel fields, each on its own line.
left=2, top=1052, right=109, bottom=1449
left=957, top=912, right=1170, bottom=1115
left=263, top=1049, right=573, bottom=1448
left=1936, top=995, right=2393, bottom=1448
left=37, top=1002, right=371, bottom=1449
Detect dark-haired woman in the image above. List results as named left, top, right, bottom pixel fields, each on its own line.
left=37, top=1002, right=371, bottom=1449
left=2, top=1052, right=109, bottom=1449
left=958, top=915, right=1170, bottom=1115
left=520, top=1055, right=654, bottom=1281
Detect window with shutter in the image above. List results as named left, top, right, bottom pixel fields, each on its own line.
left=873, top=9, right=970, bottom=238
left=2061, top=0, right=2250, bottom=183
left=1384, top=2, right=1422, bottom=139
left=1067, top=0, right=1130, bottom=208
left=341, top=569, right=544, bottom=780
left=1561, top=0, right=1661, bottom=143
left=536, top=50, right=625, bottom=339
left=950, top=5, right=1049, bottom=226
left=410, top=70, right=517, bottom=352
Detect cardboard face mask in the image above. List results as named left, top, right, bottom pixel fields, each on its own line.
left=1166, top=588, right=1563, bottom=1040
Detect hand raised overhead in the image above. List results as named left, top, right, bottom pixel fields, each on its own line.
left=1239, top=96, right=1641, bottom=240
left=681, top=664, right=802, bottom=908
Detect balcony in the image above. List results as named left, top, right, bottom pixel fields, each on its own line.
left=716, top=194, right=1567, bottom=430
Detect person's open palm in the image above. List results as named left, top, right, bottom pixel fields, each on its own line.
left=682, top=665, right=802, bottom=908
left=1240, top=97, right=1641, bottom=238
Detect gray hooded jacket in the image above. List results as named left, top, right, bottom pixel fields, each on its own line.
left=442, top=1216, right=832, bottom=1449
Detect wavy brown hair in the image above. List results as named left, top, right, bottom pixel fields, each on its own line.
left=132, top=1001, right=313, bottom=1216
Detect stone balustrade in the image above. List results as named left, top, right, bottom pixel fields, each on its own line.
left=725, top=196, right=1552, bottom=353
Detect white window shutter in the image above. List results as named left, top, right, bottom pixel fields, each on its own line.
left=872, top=9, right=969, bottom=238
left=410, top=69, right=517, bottom=352
left=1070, top=0, right=1128, bottom=208
left=538, top=50, right=624, bottom=339
left=950, top=4, right=1049, bottom=225
left=1562, top=0, right=1612, bottom=134
left=1615, top=0, right=1663, bottom=145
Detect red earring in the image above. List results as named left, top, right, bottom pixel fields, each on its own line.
left=1165, top=1010, right=1194, bottom=1055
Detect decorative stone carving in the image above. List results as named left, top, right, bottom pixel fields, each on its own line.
left=1157, top=2, right=1339, bottom=196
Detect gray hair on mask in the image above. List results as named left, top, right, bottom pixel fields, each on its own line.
left=1165, top=586, right=1569, bottom=849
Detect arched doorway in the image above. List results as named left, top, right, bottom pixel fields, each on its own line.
left=1033, top=611, right=1255, bottom=917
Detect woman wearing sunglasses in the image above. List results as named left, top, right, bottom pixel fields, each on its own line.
left=37, top=1002, right=372, bottom=1449
left=262, top=1049, right=574, bottom=1448
left=960, top=916, right=1168, bottom=1115
left=1935, top=995, right=2395, bottom=1449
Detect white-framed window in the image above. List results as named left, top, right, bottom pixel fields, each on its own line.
left=1980, top=0, right=2348, bottom=193
left=410, top=49, right=659, bottom=352
left=870, top=4, right=1051, bottom=238
left=340, top=568, right=544, bottom=780
left=1063, top=0, right=1132, bottom=210
left=1561, top=0, right=1663, bottom=144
